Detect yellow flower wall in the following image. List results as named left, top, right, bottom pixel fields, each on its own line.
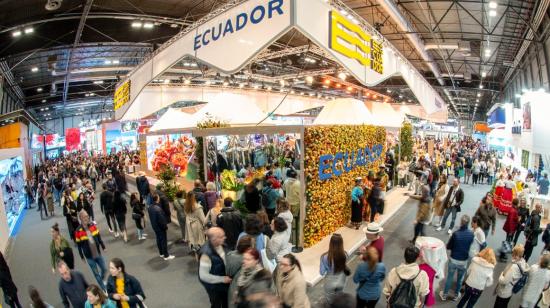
left=303, top=125, right=386, bottom=247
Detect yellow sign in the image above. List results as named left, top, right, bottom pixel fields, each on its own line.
left=114, top=80, right=131, bottom=110
left=329, top=10, right=383, bottom=74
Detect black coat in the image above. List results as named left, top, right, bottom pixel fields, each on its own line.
left=113, top=195, right=127, bottom=217
left=244, top=188, right=261, bottom=213
left=135, top=176, right=150, bottom=196
left=114, top=174, right=127, bottom=192
left=100, top=190, right=114, bottom=213
left=216, top=207, right=243, bottom=250
left=156, top=189, right=172, bottom=223
left=0, top=252, right=17, bottom=296
left=148, top=204, right=168, bottom=233
left=525, top=212, right=542, bottom=245
left=107, top=273, right=146, bottom=308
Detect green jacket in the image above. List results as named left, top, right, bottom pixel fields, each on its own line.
left=50, top=236, right=71, bottom=269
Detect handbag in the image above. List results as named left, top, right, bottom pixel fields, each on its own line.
left=260, top=249, right=276, bottom=273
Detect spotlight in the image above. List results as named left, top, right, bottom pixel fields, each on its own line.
left=489, top=10, right=497, bottom=17
left=489, top=1, right=498, bottom=9
left=24, top=28, right=34, bottom=34
left=305, top=76, right=314, bottom=83
left=37, top=87, right=43, bottom=92
left=338, top=72, right=347, bottom=80
left=143, top=23, right=154, bottom=29
left=112, top=60, right=120, bottom=64
left=31, top=67, right=39, bottom=72
left=93, top=80, right=104, bottom=84
left=239, top=83, right=244, bottom=88
left=131, top=22, right=143, bottom=28
left=41, top=99, right=46, bottom=103
left=184, top=79, right=191, bottom=85
left=12, top=30, right=21, bottom=37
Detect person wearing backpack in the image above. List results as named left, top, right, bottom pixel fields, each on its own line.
left=382, top=245, right=429, bottom=308
left=457, top=247, right=496, bottom=308
left=494, top=244, right=530, bottom=307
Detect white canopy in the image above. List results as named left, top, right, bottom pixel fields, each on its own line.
left=369, top=102, right=406, bottom=129
left=150, top=108, right=196, bottom=132
left=313, top=98, right=374, bottom=125
left=192, top=93, right=276, bottom=126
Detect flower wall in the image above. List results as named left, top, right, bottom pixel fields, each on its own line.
left=303, top=125, right=386, bottom=247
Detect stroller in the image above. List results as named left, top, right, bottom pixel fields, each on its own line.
left=498, top=240, right=513, bottom=262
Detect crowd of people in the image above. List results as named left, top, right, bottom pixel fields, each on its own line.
left=1, top=135, right=550, bottom=308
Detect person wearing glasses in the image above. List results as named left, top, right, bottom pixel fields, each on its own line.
left=275, top=254, right=310, bottom=308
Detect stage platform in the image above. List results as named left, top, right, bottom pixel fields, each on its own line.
left=296, top=186, right=411, bottom=286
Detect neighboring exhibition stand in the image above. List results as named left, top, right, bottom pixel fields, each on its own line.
left=112, top=0, right=449, bottom=286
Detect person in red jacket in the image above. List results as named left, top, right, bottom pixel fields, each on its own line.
left=503, top=198, right=519, bottom=243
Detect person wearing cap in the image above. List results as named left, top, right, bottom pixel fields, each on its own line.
left=359, top=222, right=385, bottom=262
left=350, top=177, right=365, bottom=230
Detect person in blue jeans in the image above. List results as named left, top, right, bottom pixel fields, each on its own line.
left=439, top=214, right=474, bottom=301
left=75, top=210, right=107, bottom=290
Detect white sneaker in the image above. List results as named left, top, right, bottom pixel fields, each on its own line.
left=142, top=233, right=148, bottom=237
left=114, top=232, right=119, bottom=238
left=436, top=227, right=442, bottom=231
left=163, top=255, right=175, bottom=260
left=447, top=229, right=452, bottom=235
left=439, top=291, right=447, bottom=301
left=452, top=292, right=462, bottom=301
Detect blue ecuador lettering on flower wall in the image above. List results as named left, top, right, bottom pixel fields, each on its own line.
left=194, top=0, right=285, bottom=51
left=318, top=144, right=384, bottom=181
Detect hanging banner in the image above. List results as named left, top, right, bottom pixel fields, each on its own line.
left=116, top=0, right=445, bottom=120
left=65, top=128, right=81, bottom=151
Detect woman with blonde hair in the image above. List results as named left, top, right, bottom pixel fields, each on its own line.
left=205, top=197, right=223, bottom=228
left=184, top=191, right=206, bottom=251
left=204, top=181, right=218, bottom=211
left=494, top=244, right=530, bottom=307
left=431, top=174, right=449, bottom=227
left=457, top=248, right=496, bottom=308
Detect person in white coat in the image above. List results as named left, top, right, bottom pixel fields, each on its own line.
left=520, top=254, right=550, bottom=308
left=266, top=217, right=291, bottom=262
left=457, top=248, right=496, bottom=308
left=494, top=244, right=530, bottom=307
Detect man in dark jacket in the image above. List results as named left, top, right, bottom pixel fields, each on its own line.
left=149, top=194, right=174, bottom=260
left=216, top=199, right=243, bottom=250
left=198, top=227, right=231, bottom=308
left=192, top=180, right=207, bottom=214
left=58, top=261, right=88, bottom=308
left=524, top=203, right=543, bottom=261
left=440, top=215, right=474, bottom=301
left=155, top=184, right=172, bottom=223
left=100, top=183, right=116, bottom=234
left=475, top=193, right=497, bottom=237
left=242, top=182, right=262, bottom=214
left=438, top=178, right=464, bottom=235
left=0, top=251, right=21, bottom=308
left=135, top=171, right=151, bottom=205
left=104, top=173, right=117, bottom=192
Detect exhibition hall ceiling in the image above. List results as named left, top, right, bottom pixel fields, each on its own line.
left=0, top=0, right=539, bottom=122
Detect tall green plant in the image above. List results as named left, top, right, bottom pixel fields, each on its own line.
left=196, top=137, right=205, bottom=182
left=156, top=164, right=178, bottom=201
left=399, top=122, right=413, bottom=162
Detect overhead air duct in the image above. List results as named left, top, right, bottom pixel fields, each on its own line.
left=375, top=0, right=445, bottom=86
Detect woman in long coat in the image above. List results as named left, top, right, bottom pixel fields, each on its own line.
left=184, top=191, right=206, bottom=251
left=431, top=174, right=449, bottom=227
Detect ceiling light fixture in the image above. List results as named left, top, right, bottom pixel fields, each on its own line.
left=205, top=80, right=211, bottom=86
left=31, top=67, right=38, bottom=72
left=266, top=86, right=272, bottom=91
left=41, top=99, right=46, bottom=103
left=164, top=79, right=170, bottom=84
left=477, top=93, right=481, bottom=97
left=347, top=86, right=353, bottom=91
left=12, top=30, right=22, bottom=37
left=24, top=28, right=34, bottom=34
left=143, top=23, right=154, bottom=29
left=481, top=71, right=487, bottom=78
left=184, top=79, right=191, bottom=85
left=93, top=80, right=104, bottom=84
left=479, top=84, right=484, bottom=89
left=104, top=60, right=112, bottom=65
left=37, top=87, right=43, bottom=92
left=112, top=60, right=120, bottom=64
left=131, top=22, right=143, bottom=28
left=338, top=72, right=347, bottom=80
left=489, top=10, right=497, bottom=17
left=305, top=76, right=314, bottom=83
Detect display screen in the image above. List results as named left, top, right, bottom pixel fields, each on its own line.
left=121, top=121, right=139, bottom=132
left=31, top=134, right=66, bottom=150
left=487, top=107, right=506, bottom=128
left=105, top=130, right=138, bottom=153
left=146, top=134, right=197, bottom=178
left=0, top=156, right=25, bottom=236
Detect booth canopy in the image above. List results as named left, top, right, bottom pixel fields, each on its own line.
left=313, top=98, right=374, bottom=125
left=192, top=93, right=276, bottom=126
left=150, top=108, right=196, bottom=132
left=368, top=102, right=406, bottom=128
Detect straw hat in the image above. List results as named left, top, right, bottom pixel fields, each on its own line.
left=363, top=222, right=383, bottom=234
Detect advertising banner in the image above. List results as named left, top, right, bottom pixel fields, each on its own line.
left=65, top=128, right=81, bottom=151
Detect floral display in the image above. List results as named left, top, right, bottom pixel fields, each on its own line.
left=149, top=134, right=196, bottom=177
left=303, top=125, right=386, bottom=247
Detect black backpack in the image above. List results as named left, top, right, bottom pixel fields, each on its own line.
left=389, top=270, right=420, bottom=308
left=512, top=263, right=528, bottom=294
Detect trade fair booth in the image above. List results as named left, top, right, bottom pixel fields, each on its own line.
left=113, top=0, right=447, bottom=284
